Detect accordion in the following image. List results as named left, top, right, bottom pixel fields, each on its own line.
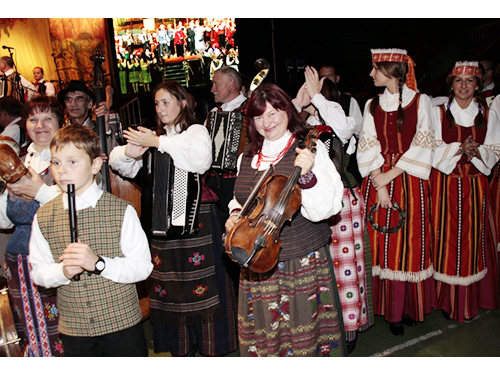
left=315, top=125, right=345, bottom=176
left=151, top=150, right=202, bottom=238
left=206, top=110, right=247, bottom=173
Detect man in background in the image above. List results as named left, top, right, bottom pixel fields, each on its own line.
left=32, top=67, right=55, bottom=97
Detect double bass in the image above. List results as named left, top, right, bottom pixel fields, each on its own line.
left=90, top=52, right=147, bottom=318
left=224, top=129, right=319, bottom=273
left=90, top=51, right=142, bottom=215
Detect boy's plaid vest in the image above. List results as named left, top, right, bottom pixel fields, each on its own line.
left=37, top=191, right=142, bottom=336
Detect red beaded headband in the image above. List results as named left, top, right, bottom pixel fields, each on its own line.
left=451, top=61, right=481, bottom=78
left=371, top=48, right=417, bottom=91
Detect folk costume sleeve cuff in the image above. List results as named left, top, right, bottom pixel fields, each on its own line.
left=298, top=171, right=317, bottom=189
left=109, top=145, right=143, bottom=179
left=357, top=100, right=384, bottom=178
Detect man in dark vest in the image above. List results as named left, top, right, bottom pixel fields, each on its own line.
left=205, top=66, right=247, bottom=290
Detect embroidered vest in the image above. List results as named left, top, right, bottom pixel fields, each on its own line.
left=234, top=140, right=332, bottom=262
left=438, top=104, right=489, bottom=178
left=374, top=93, right=420, bottom=167
left=37, top=192, right=142, bottom=337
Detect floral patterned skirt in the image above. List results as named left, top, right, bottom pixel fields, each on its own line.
left=149, top=204, right=238, bottom=356
left=238, top=245, right=346, bottom=357
left=329, top=187, right=374, bottom=341
left=4, top=252, right=63, bottom=356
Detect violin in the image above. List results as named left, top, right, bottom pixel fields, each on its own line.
left=224, top=128, right=318, bottom=273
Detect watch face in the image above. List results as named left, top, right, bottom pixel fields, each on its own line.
left=96, top=260, right=105, bottom=271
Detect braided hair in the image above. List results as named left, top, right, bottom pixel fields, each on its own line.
left=369, top=61, right=408, bottom=132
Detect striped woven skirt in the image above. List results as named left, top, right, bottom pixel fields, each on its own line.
left=490, top=162, right=500, bottom=256
left=4, top=252, right=63, bottom=356
left=363, top=169, right=436, bottom=322
left=238, top=245, right=346, bottom=357
left=329, top=187, right=374, bottom=341
left=431, top=169, right=499, bottom=322
left=149, top=203, right=238, bottom=356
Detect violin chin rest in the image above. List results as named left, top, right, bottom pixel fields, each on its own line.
left=230, top=246, right=249, bottom=267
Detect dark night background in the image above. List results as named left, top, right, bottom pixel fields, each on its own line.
left=112, top=18, right=500, bottom=127
left=234, top=18, right=500, bottom=109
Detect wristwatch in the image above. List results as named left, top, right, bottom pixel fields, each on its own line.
left=94, top=256, right=106, bottom=275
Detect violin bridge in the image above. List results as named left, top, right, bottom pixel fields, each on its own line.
left=263, top=220, right=277, bottom=230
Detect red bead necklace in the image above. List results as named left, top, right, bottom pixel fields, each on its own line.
left=256, top=135, right=296, bottom=169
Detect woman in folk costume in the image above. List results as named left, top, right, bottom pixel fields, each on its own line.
left=139, top=56, right=152, bottom=92
left=127, top=56, right=140, bottom=94
left=431, top=61, right=500, bottom=322
left=117, top=57, right=128, bottom=95
left=293, top=66, right=374, bottom=353
left=109, top=80, right=237, bottom=356
left=1, top=96, right=64, bottom=356
left=225, top=83, right=346, bottom=357
left=357, top=48, right=436, bottom=336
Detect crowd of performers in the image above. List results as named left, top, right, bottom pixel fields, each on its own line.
left=0, top=45, right=500, bottom=358
left=115, top=18, right=238, bottom=94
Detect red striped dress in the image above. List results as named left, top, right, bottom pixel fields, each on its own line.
left=431, top=104, right=499, bottom=322
left=362, top=94, right=436, bottom=323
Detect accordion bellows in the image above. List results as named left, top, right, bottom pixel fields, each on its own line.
left=206, top=110, right=247, bottom=173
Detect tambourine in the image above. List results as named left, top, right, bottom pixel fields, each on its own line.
left=367, top=201, right=405, bottom=234
left=0, top=136, right=29, bottom=184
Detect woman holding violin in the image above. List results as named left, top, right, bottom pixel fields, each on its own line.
left=0, top=96, right=64, bottom=356
left=225, top=83, right=346, bottom=357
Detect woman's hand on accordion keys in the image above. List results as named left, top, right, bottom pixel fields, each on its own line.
left=123, top=126, right=160, bottom=149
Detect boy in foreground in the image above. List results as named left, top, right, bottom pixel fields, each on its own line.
left=29, top=126, right=153, bottom=356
